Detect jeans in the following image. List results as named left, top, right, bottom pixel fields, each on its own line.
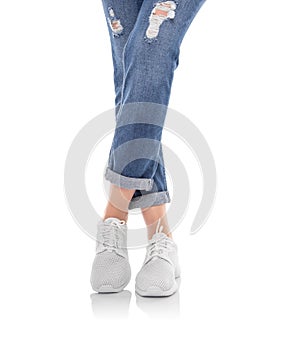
left=101, top=0, right=206, bottom=209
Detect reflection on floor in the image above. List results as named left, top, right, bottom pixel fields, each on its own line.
left=135, top=290, right=180, bottom=318
left=90, top=290, right=132, bottom=318
left=90, top=279, right=180, bottom=318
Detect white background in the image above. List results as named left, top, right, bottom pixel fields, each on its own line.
left=1, top=0, right=281, bottom=349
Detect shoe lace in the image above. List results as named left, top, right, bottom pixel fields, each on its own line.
left=99, top=220, right=126, bottom=250
left=147, top=219, right=173, bottom=258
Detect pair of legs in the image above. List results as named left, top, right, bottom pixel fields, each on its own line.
left=100, top=0, right=206, bottom=237
left=104, top=184, right=171, bottom=239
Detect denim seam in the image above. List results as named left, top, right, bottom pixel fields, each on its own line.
left=105, top=167, right=154, bottom=191
left=128, top=190, right=171, bottom=210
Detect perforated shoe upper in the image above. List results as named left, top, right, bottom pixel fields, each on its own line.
left=91, top=217, right=131, bottom=292
left=136, top=220, right=180, bottom=295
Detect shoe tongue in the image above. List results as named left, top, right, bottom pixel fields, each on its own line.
left=151, top=232, right=167, bottom=241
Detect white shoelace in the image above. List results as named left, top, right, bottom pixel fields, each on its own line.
left=147, top=218, right=174, bottom=260
left=98, top=220, right=126, bottom=250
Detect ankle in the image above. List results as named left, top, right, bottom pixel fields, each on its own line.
left=103, top=206, right=128, bottom=223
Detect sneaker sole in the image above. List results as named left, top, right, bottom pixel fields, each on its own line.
left=135, top=277, right=180, bottom=297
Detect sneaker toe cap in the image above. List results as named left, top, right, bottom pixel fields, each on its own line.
left=136, top=259, right=175, bottom=292
left=91, top=252, right=131, bottom=291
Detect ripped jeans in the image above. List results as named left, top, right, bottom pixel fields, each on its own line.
left=101, top=0, right=206, bottom=209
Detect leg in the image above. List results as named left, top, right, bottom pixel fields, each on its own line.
left=142, top=203, right=172, bottom=239
left=103, top=184, right=135, bottom=222
left=109, top=0, right=206, bottom=297
left=101, top=0, right=145, bottom=221
left=105, top=0, right=207, bottom=212
left=101, top=0, right=172, bottom=209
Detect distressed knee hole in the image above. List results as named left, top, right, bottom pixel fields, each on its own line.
left=145, top=1, right=177, bottom=41
left=107, top=6, right=124, bottom=37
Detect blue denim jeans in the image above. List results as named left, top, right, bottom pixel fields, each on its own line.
left=101, top=0, right=206, bottom=209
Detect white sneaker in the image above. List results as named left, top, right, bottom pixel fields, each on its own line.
left=135, top=220, right=180, bottom=297
left=90, top=217, right=131, bottom=293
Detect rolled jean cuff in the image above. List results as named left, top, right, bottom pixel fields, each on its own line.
left=105, top=167, right=154, bottom=191
left=128, top=191, right=171, bottom=210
